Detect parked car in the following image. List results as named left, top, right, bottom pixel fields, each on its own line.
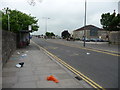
left=82, top=38, right=90, bottom=42
left=66, top=37, right=75, bottom=41
left=90, top=38, right=98, bottom=42
left=90, top=38, right=105, bottom=42
left=75, top=38, right=80, bottom=41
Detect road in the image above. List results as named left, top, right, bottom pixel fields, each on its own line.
left=32, top=37, right=118, bottom=88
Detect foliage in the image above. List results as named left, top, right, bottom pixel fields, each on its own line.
left=0, top=11, right=2, bottom=29
left=61, top=30, right=70, bottom=39
left=100, top=11, right=120, bottom=31
left=45, top=32, right=55, bottom=38
left=1, top=7, right=39, bottom=33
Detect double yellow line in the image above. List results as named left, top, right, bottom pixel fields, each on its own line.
left=32, top=40, right=105, bottom=90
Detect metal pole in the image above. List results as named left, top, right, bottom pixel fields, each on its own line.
left=44, top=18, right=48, bottom=39
left=45, top=18, right=47, bottom=35
left=8, top=13, right=10, bottom=31
left=43, top=17, right=50, bottom=39
left=83, top=0, right=87, bottom=47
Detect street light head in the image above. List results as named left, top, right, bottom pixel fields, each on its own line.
left=42, top=17, right=50, bottom=19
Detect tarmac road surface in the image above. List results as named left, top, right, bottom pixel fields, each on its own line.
left=32, top=37, right=118, bottom=88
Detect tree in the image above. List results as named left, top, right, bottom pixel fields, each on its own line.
left=1, top=7, right=39, bottom=33
left=61, top=30, right=70, bottom=39
left=100, top=10, right=120, bottom=31
left=46, top=32, right=51, bottom=37
left=50, top=32, right=55, bottom=36
left=100, top=10, right=120, bottom=44
left=45, top=32, right=55, bottom=38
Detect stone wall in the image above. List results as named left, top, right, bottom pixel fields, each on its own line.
left=2, top=30, right=16, bottom=66
left=0, top=30, right=2, bottom=89
left=0, top=30, right=2, bottom=65
left=109, top=31, right=120, bottom=44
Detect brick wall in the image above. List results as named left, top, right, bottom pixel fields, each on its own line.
left=2, top=30, right=16, bottom=66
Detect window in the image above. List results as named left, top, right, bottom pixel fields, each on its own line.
left=90, top=28, right=98, bottom=36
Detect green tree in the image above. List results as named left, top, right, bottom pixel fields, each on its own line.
left=61, top=30, right=70, bottom=39
left=46, top=32, right=51, bottom=37
left=100, top=10, right=120, bottom=44
left=45, top=32, right=55, bottom=38
left=100, top=10, right=120, bottom=31
left=50, top=32, right=55, bottom=36
left=1, top=7, right=39, bottom=33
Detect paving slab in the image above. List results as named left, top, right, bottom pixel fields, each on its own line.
left=2, top=41, right=88, bottom=88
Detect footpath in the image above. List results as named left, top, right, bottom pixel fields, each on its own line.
left=2, top=41, right=89, bottom=88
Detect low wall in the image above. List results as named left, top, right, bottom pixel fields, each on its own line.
left=0, top=30, right=2, bottom=66
left=0, top=30, right=2, bottom=65
left=2, top=30, right=16, bottom=66
left=0, top=30, right=2, bottom=89
left=109, top=31, right=120, bottom=44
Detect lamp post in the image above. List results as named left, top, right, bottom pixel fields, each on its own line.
left=42, top=17, right=50, bottom=38
left=83, top=0, right=87, bottom=47
left=6, top=8, right=10, bottom=31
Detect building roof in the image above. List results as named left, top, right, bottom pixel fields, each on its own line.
left=74, top=25, right=104, bottom=32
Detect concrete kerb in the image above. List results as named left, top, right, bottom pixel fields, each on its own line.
left=75, top=41, right=108, bottom=44
left=31, top=40, right=92, bottom=88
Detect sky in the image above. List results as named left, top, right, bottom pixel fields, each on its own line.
left=0, top=0, right=119, bottom=36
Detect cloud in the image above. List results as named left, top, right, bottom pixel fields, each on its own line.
left=0, top=0, right=119, bottom=36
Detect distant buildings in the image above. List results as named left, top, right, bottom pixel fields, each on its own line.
left=73, top=25, right=107, bottom=40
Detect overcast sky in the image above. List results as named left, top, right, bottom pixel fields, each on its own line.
left=0, top=0, right=119, bottom=36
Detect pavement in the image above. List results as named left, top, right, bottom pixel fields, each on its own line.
left=2, top=41, right=90, bottom=88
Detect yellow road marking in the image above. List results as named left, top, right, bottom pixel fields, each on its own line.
left=47, top=51, right=104, bottom=89
left=46, top=40, right=120, bottom=57
left=32, top=40, right=105, bottom=90
left=89, top=48, right=119, bottom=53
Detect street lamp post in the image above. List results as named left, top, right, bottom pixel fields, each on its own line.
left=2, top=7, right=10, bottom=31
left=6, top=8, right=10, bottom=31
left=8, top=14, right=10, bottom=31
left=83, top=0, right=87, bottom=47
left=43, top=17, right=50, bottom=38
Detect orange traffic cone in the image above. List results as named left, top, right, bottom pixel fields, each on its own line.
left=47, top=75, right=59, bottom=83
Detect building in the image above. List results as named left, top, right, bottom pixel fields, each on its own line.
left=17, top=30, right=32, bottom=48
left=73, top=25, right=108, bottom=40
